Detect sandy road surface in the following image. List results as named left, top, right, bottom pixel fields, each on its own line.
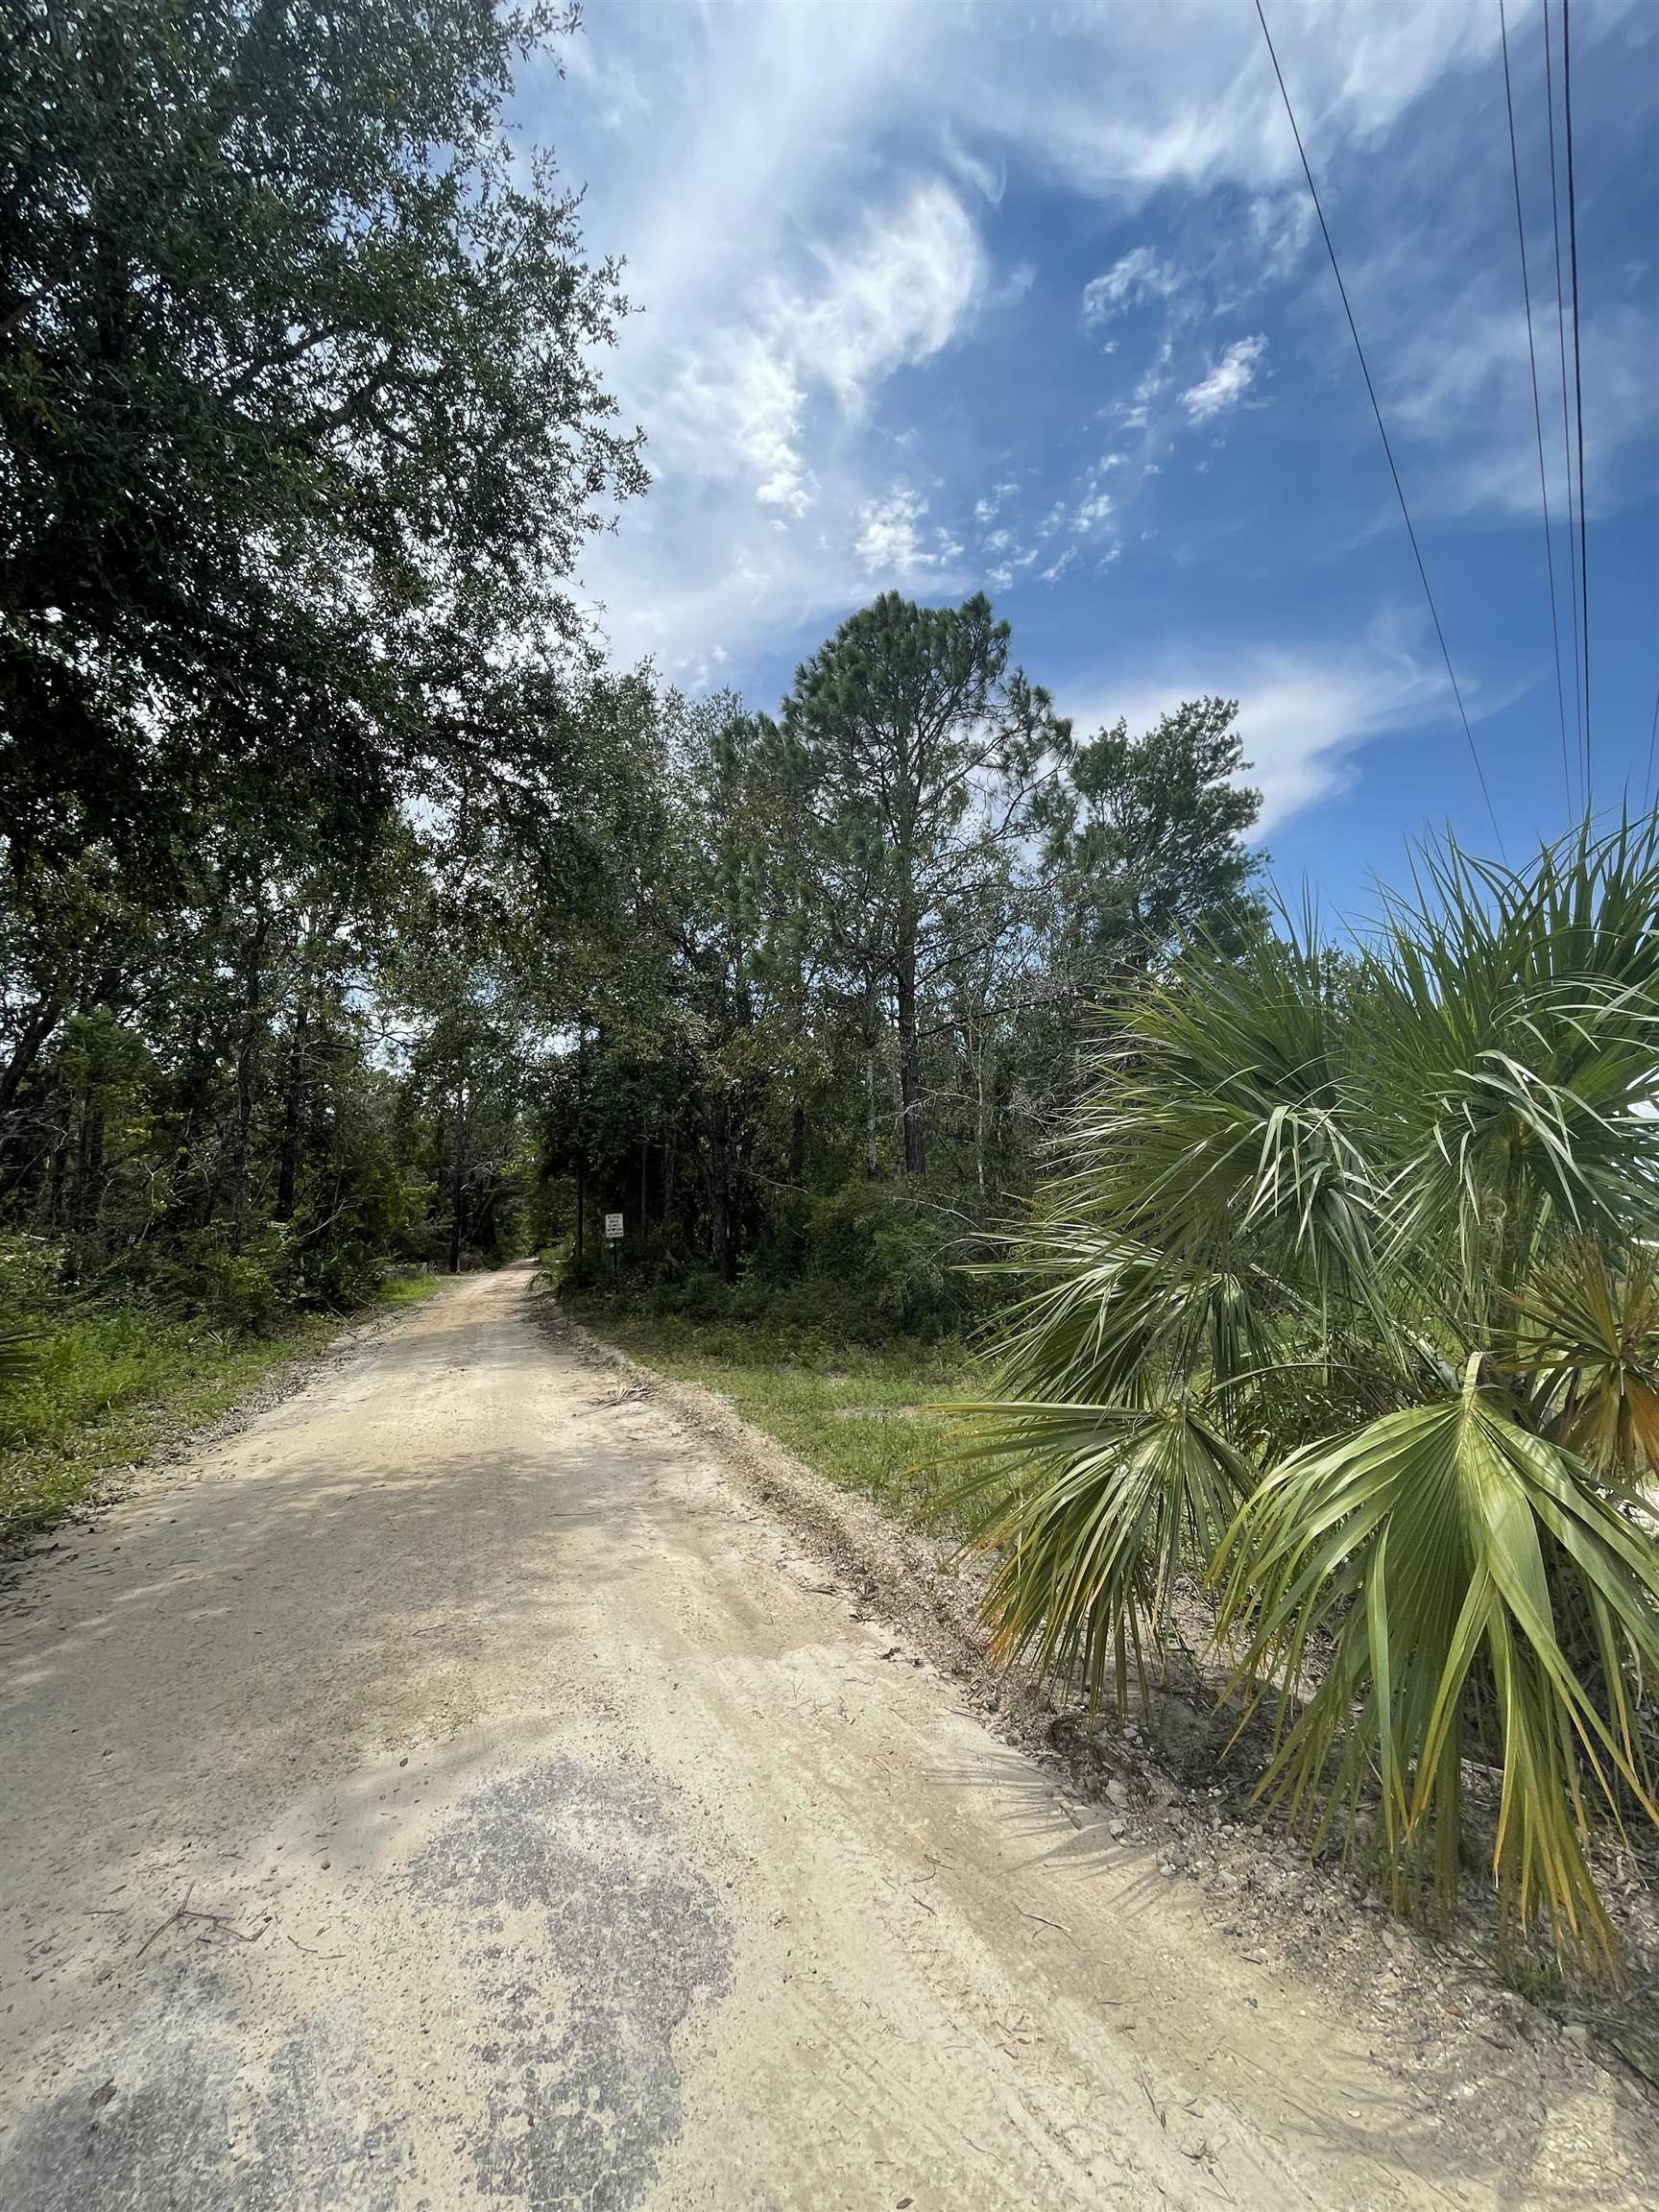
left=0, top=1264, right=1644, bottom=2209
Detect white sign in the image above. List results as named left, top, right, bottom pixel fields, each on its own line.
left=604, top=1213, right=624, bottom=1241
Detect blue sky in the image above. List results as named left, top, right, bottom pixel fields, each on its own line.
left=525, top=0, right=1659, bottom=913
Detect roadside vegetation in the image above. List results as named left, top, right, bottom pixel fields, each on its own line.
left=0, top=1238, right=438, bottom=1545
left=949, top=822, right=1659, bottom=1980
left=3, top=8, right=1263, bottom=1552
left=2, top=1, right=642, bottom=1530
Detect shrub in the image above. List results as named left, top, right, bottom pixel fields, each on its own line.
left=949, top=822, right=1659, bottom=1975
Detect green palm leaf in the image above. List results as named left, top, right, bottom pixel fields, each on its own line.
left=938, top=1395, right=1253, bottom=1715
left=1216, top=1374, right=1659, bottom=1965
left=958, top=818, right=1659, bottom=1976
left=1509, top=1240, right=1659, bottom=1479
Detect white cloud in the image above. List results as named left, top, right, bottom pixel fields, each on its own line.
left=1081, top=246, right=1186, bottom=325
left=935, top=1, right=1504, bottom=202
left=1072, top=491, right=1116, bottom=534
left=547, top=0, right=1647, bottom=701
left=1068, top=613, right=1465, bottom=830
left=974, top=478, right=1019, bottom=523
left=855, top=489, right=965, bottom=583
left=943, top=128, right=1006, bottom=206
left=1181, top=335, right=1268, bottom=421
left=656, top=179, right=984, bottom=522
left=662, top=330, right=814, bottom=516
left=786, top=182, right=987, bottom=412
left=1373, top=294, right=1659, bottom=522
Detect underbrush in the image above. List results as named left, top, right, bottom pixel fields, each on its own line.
left=0, top=1236, right=441, bottom=1545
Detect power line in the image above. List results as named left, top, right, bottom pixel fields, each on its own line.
left=1252, top=0, right=1504, bottom=854
left=1542, top=0, right=1585, bottom=805
left=1499, top=0, right=1574, bottom=819
left=1563, top=0, right=1591, bottom=796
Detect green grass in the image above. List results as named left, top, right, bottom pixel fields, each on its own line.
left=562, top=1290, right=981, bottom=1527
left=0, top=1263, right=444, bottom=1547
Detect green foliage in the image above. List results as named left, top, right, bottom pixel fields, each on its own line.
left=951, top=820, right=1659, bottom=1974
left=1035, top=695, right=1267, bottom=985
left=2, top=0, right=642, bottom=866
left=529, top=615, right=1264, bottom=1304
left=763, top=1183, right=980, bottom=1337
left=0, top=2, right=653, bottom=1457
left=780, top=591, right=1067, bottom=1177
left=1215, top=1379, right=1659, bottom=1963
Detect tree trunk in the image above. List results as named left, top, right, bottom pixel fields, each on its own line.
left=699, top=1101, right=737, bottom=1284
left=973, top=1023, right=993, bottom=1197
left=446, top=1086, right=469, bottom=1275
left=274, top=1002, right=309, bottom=1222
left=165, top=1021, right=215, bottom=1231
left=863, top=1041, right=880, bottom=1179
left=0, top=997, right=61, bottom=1123
left=708, top=1163, right=733, bottom=1284
left=228, top=907, right=272, bottom=1258
left=44, top=1125, right=68, bottom=1228
left=788, top=1095, right=805, bottom=1184
left=71, top=1097, right=104, bottom=1233
left=895, top=908, right=926, bottom=1176
left=572, top=1011, right=589, bottom=1281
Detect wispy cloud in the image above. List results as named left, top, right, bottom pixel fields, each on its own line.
left=1181, top=335, right=1268, bottom=422
left=1081, top=246, right=1186, bottom=326
left=543, top=0, right=1651, bottom=733
left=1068, top=612, right=1464, bottom=831
left=856, top=489, right=965, bottom=582
left=784, top=182, right=987, bottom=412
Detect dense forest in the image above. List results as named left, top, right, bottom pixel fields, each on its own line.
left=0, top=0, right=1262, bottom=1344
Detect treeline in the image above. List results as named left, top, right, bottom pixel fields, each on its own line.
left=1, top=0, right=643, bottom=1324
left=0, top=663, right=1265, bottom=1338
left=1, top=2, right=1265, bottom=1349
left=546, top=629, right=1263, bottom=1334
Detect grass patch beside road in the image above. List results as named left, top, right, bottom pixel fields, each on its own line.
left=0, top=1260, right=444, bottom=1547
left=560, top=1289, right=980, bottom=1528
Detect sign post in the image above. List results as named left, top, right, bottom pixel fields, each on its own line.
left=604, top=1212, right=623, bottom=1278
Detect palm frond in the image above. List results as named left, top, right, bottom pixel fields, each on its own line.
left=959, top=817, right=1659, bottom=1975
left=1510, top=1240, right=1659, bottom=1479
left=1216, top=1377, right=1659, bottom=1968
left=938, top=1396, right=1252, bottom=1716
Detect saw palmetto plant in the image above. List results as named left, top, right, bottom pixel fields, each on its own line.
left=947, top=822, right=1659, bottom=1971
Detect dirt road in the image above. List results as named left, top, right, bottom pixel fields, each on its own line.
left=0, top=1266, right=1646, bottom=2209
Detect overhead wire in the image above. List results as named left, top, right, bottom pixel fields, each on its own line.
left=1542, top=0, right=1586, bottom=804
left=1562, top=0, right=1591, bottom=797
left=1253, top=0, right=1505, bottom=854
left=1499, top=0, right=1574, bottom=819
